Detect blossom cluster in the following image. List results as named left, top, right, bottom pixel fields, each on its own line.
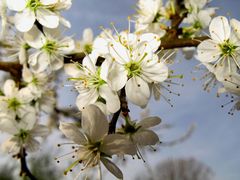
left=196, top=16, right=240, bottom=114
left=0, top=0, right=239, bottom=179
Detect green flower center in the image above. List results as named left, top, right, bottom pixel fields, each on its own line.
left=16, top=129, right=29, bottom=142
left=220, top=40, right=238, bottom=56
left=8, top=98, right=21, bottom=111
left=193, top=21, right=202, bottom=29
left=26, top=0, right=42, bottom=11
left=42, top=40, right=57, bottom=54
left=125, top=61, right=142, bottom=78
left=84, top=44, right=93, bottom=54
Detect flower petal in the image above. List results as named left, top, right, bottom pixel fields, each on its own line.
left=81, top=105, right=108, bottom=142
left=99, top=85, right=120, bottom=113
left=100, top=157, right=123, bottom=179
left=197, top=39, right=221, bottom=63
left=101, top=134, right=136, bottom=155
left=7, top=0, right=26, bottom=11
left=24, top=25, right=46, bottom=48
left=40, top=0, right=58, bottom=5
left=15, top=10, right=35, bottom=32
left=3, top=79, right=17, bottom=97
left=125, top=76, right=150, bottom=108
left=36, top=8, right=59, bottom=28
left=59, top=122, right=87, bottom=144
left=133, top=129, right=159, bottom=146
left=210, top=16, right=230, bottom=42
left=138, top=116, right=161, bottom=129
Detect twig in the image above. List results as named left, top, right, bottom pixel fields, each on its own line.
left=18, top=147, right=37, bottom=180
left=108, top=89, right=129, bottom=134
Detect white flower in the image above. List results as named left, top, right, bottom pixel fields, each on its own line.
left=75, top=28, right=94, bottom=53
left=1, top=122, right=49, bottom=154
left=6, top=0, right=70, bottom=32
left=135, top=0, right=167, bottom=35
left=0, top=79, right=35, bottom=121
left=184, top=0, right=208, bottom=12
left=24, top=26, right=75, bottom=72
left=22, top=66, right=56, bottom=113
left=197, top=16, right=240, bottom=71
left=58, top=105, right=135, bottom=179
left=22, top=66, right=49, bottom=98
left=64, top=52, right=120, bottom=114
left=117, top=116, right=161, bottom=157
left=98, top=31, right=168, bottom=108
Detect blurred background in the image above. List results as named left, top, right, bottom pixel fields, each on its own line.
left=1, top=0, right=240, bottom=180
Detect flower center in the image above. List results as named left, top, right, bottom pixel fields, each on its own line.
left=220, top=40, right=237, bottom=56
left=125, top=61, right=142, bottom=78
left=8, top=98, right=21, bottom=111
left=15, top=129, right=29, bottom=142
left=42, top=40, right=57, bottom=54
left=84, top=44, right=93, bottom=54
left=26, top=0, right=41, bottom=11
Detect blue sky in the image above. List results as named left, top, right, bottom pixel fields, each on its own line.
left=60, top=0, right=240, bottom=180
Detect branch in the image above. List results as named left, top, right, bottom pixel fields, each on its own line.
left=108, top=89, right=129, bottom=134
left=18, top=147, right=37, bottom=180
left=160, top=36, right=208, bottom=50
left=0, top=61, right=22, bottom=81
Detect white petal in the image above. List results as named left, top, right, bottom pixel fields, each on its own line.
left=197, top=39, right=221, bottom=63
left=133, top=129, right=159, bottom=146
left=40, top=0, right=58, bottom=5
left=25, top=137, right=40, bottom=152
left=101, top=157, right=123, bottom=179
left=107, top=62, right=128, bottom=91
left=7, top=0, right=26, bottom=11
left=99, top=85, right=120, bottom=113
left=3, top=79, right=17, bottom=97
left=76, top=89, right=99, bottom=110
left=125, top=77, right=150, bottom=108
left=0, top=115, right=18, bottom=134
left=59, top=16, right=71, bottom=28
left=29, top=52, right=49, bottom=72
left=15, top=10, right=35, bottom=32
left=64, top=63, right=82, bottom=77
left=59, top=37, right=75, bottom=53
left=31, top=124, right=49, bottom=138
left=210, top=16, right=230, bottom=42
left=101, top=134, right=136, bottom=155
left=81, top=105, right=108, bottom=142
left=24, top=25, right=46, bottom=48
left=82, top=53, right=98, bottom=73
left=36, top=8, right=59, bottom=28
left=59, top=122, right=87, bottom=144
left=108, top=41, right=130, bottom=64
left=138, top=116, right=161, bottom=129
left=50, top=56, right=64, bottom=71
left=83, top=28, right=94, bottom=43
left=1, top=137, right=20, bottom=154
left=231, top=18, right=240, bottom=39
left=139, top=33, right=161, bottom=52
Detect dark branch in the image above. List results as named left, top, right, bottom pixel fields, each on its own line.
left=0, top=61, right=22, bottom=81
left=18, top=147, right=37, bottom=180
left=160, top=36, right=208, bottom=50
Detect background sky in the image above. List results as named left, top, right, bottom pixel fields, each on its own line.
left=52, top=0, right=240, bottom=180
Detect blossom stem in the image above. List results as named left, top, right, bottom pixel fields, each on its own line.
left=19, top=147, right=37, bottom=180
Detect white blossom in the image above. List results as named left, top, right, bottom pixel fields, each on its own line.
left=58, top=105, right=135, bottom=179
left=24, top=26, right=75, bottom=72
left=64, top=52, right=120, bottom=114
left=6, top=0, right=71, bottom=32
left=197, top=16, right=240, bottom=72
